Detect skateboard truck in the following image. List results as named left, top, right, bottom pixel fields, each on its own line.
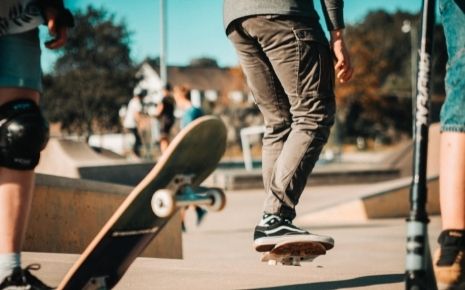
left=265, top=254, right=320, bottom=266
left=261, top=241, right=327, bottom=266
left=151, top=174, right=226, bottom=218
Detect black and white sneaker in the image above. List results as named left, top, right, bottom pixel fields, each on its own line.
left=253, top=214, right=334, bottom=252
left=0, top=264, right=53, bottom=290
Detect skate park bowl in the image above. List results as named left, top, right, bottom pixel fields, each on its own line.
left=24, top=174, right=182, bottom=259
left=30, top=122, right=442, bottom=251
left=35, top=138, right=155, bottom=186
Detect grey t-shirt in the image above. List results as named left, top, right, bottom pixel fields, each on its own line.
left=0, top=0, right=43, bottom=36
left=223, top=0, right=344, bottom=32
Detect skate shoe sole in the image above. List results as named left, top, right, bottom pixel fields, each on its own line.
left=254, top=234, right=334, bottom=252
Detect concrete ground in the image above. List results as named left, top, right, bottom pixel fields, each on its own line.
left=23, top=184, right=441, bottom=290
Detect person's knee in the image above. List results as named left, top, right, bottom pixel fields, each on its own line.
left=0, top=99, right=49, bottom=170
left=0, top=88, right=40, bottom=105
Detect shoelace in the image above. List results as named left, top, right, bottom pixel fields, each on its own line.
left=19, top=264, right=42, bottom=285
left=24, top=264, right=41, bottom=271
left=283, top=219, right=296, bottom=227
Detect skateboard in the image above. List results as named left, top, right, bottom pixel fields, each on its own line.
left=261, top=241, right=327, bottom=266
left=57, top=116, right=227, bottom=290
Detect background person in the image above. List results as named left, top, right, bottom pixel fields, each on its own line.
left=154, top=84, right=175, bottom=153
left=173, top=84, right=207, bottom=230
left=123, top=89, right=146, bottom=157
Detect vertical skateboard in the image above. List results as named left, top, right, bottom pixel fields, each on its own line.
left=57, top=116, right=227, bottom=290
left=261, top=241, right=327, bottom=266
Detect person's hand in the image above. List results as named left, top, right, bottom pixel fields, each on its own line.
left=331, top=30, right=353, bottom=83
left=44, top=8, right=68, bottom=49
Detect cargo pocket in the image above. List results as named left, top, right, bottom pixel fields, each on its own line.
left=292, top=28, right=332, bottom=96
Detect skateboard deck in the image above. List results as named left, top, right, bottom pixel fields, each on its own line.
left=261, top=241, right=327, bottom=266
left=58, top=116, right=227, bottom=290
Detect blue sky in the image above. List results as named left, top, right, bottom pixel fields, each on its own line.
left=41, top=0, right=423, bottom=71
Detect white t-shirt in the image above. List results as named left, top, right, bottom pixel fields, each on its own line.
left=123, top=97, right=143, bottom=129
left=0, top=0, right=44, bottom=36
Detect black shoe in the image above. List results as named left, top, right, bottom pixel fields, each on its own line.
left=253, top=213, right=334, bottom=252
left=0, top=264, right=53, bottom=290
left=434, top=230, right=465, bottom=290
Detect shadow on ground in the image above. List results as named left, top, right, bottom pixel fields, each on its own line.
left=252, top=273, right=404, bottom=290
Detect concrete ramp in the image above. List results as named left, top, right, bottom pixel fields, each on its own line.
left=296, top=123, right=442, bottom=223
left=36, top=138, right=126, bottom=178
left=36, top=138, right=154, bottom=186
left=391, top=123, right=440, bottom=177
left=25, top=174, right=182, bottom=259
left=296, top=176, right=439, bottom=224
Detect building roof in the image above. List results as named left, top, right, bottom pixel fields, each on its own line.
left=140, top=60, right=248, bottom=93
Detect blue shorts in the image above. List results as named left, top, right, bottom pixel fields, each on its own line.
left=0, top=29, right=42, bottom=92
left=439, top=0, right=465, bottom=132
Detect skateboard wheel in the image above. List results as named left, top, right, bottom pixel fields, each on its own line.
left=151, top=189, right=175, bottom=218
left=207, top=188, right=226, bottom=211
left=268, top=260, right=278, bottom=266
left=291, top=257, right=301, bottom=266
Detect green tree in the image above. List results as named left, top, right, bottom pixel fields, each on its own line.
left=335, top=10, right=447, bottom=142
left=42, top=6, right=136, bottom=137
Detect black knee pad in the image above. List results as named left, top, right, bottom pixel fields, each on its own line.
left=0, top=99, right=49, bottom=170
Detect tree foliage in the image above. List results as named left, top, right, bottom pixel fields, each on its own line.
left=42, top=6, right=136, bottom=136
left=335, top=10, right=447, bottom=141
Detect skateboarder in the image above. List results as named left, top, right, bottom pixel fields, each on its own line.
left=123, top=89, right=146, bottom=157
left=0, top=1, right=73, bottom=289
left=224, top=0, right=353, bottom=252
left=433, top=0, right=465, bottom=288
left=173, top=84, right=207, bottom=230
left=174, top=85, right=204, bottom=129
left=154, top=84, right=176, bottom=153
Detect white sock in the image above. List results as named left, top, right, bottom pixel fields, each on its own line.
left=0, top=252, right=20, bottom=282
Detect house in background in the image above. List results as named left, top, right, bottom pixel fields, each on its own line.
left=134, top=59, right=250, bottom=111
left=127, top=59, right=259, bottom=155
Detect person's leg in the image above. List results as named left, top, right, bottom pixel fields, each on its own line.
left=195, top=206, right=207, bottom=226
left=0, top=30, right=52, bottom=289
left=159, top=121, right=173, bottom=153
left=435, top=133, right=465, bottom=287
left=228, top=16, right=335, bottom=251
left=0, top=168, right=36, bottom=253
left=130, top=128, right=142, bottom=157
left=159, top=137, right=169, bottom=153
left=227, top=17, right=292, bottom=212
left=0, top=89, right=39, bottom=282
left=240, top=16, right=335, bottom=221
left=438, top=0, right=465, bottom=230
left=439, top=132, right=465, bottom=230
left=434, top=0, right=465, bottom=287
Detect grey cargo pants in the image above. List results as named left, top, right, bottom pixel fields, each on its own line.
left=227, top=15, right=336, bottom=220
